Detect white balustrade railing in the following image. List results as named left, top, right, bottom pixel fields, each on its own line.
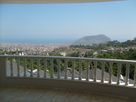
left=0, top=55, right=136, bottom=88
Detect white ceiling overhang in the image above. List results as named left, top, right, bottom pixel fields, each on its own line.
left=0, top=0, right=118, bottom=4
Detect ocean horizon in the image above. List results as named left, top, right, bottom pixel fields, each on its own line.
left=0, top=38, right=75, bottom=45
left=0, top=37, right=132, bottom=45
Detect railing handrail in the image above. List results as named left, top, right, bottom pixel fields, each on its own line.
left=0, top=55, right=136, bottom=100
left=0, top=55, right=136, bottom=88
left=0, top=55, right=136, bottom=64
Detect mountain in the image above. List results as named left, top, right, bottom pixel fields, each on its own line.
left=73, top=34, right=111, bottom=45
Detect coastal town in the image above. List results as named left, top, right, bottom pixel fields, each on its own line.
left=0, top=43, right=66, bottom=56
left=0, top=41, right=136, bottom=60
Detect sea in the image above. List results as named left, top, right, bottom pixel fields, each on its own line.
left=0, top=38, right=75, bottom=45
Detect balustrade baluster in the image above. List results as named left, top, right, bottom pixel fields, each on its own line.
left=94, top=61, right=97, bottom=82
left=44, top=58, right=47, bottom=78
left=72, top=60, right=75, bottom=80
left=79, top=60, right=82, bottom=81
left=117, top=63, right=121, bottom=85
left=134, top=64, right=136, bottom=87
left=37, top=59, right=40, bottom=78
left=24, top=58, right=27, bottom=77
left=57, top=59, right=61, bottom=79
left=10, top=58, right=13, bottom=77
left=30, top=59, right=33, bottom=77
left=86, top=61, right=89, bottom=81
left=50, top=58, right=54, bottom=78
left=64, top=59, right=68, bottom=80
left=109, top=62, right=113, bottom=84
left=17, top=58, right=20, bottom=77
left=125, top=64, right=130, bottom=86
left=101, top=62, right=105, bottom=83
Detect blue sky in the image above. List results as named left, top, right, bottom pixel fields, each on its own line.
left=0, top=0, right=136, bottom=43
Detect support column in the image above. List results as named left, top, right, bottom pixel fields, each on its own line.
left=0, top=57, right=6, bottom=86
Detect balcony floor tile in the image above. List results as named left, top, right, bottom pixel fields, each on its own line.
left=0, top=88, right=130, bottom=102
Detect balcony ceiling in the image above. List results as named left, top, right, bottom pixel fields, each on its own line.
left=0, top=0, right=117, bottom=4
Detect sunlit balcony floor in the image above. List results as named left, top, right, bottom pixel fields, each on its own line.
left=0, top=87, right=131, bottom=102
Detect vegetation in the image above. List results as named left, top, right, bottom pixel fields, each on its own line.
left=107, top=38, right=136, bottom=47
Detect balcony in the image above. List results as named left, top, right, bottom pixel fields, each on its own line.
left=0, top=55, right=136, bottom=102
